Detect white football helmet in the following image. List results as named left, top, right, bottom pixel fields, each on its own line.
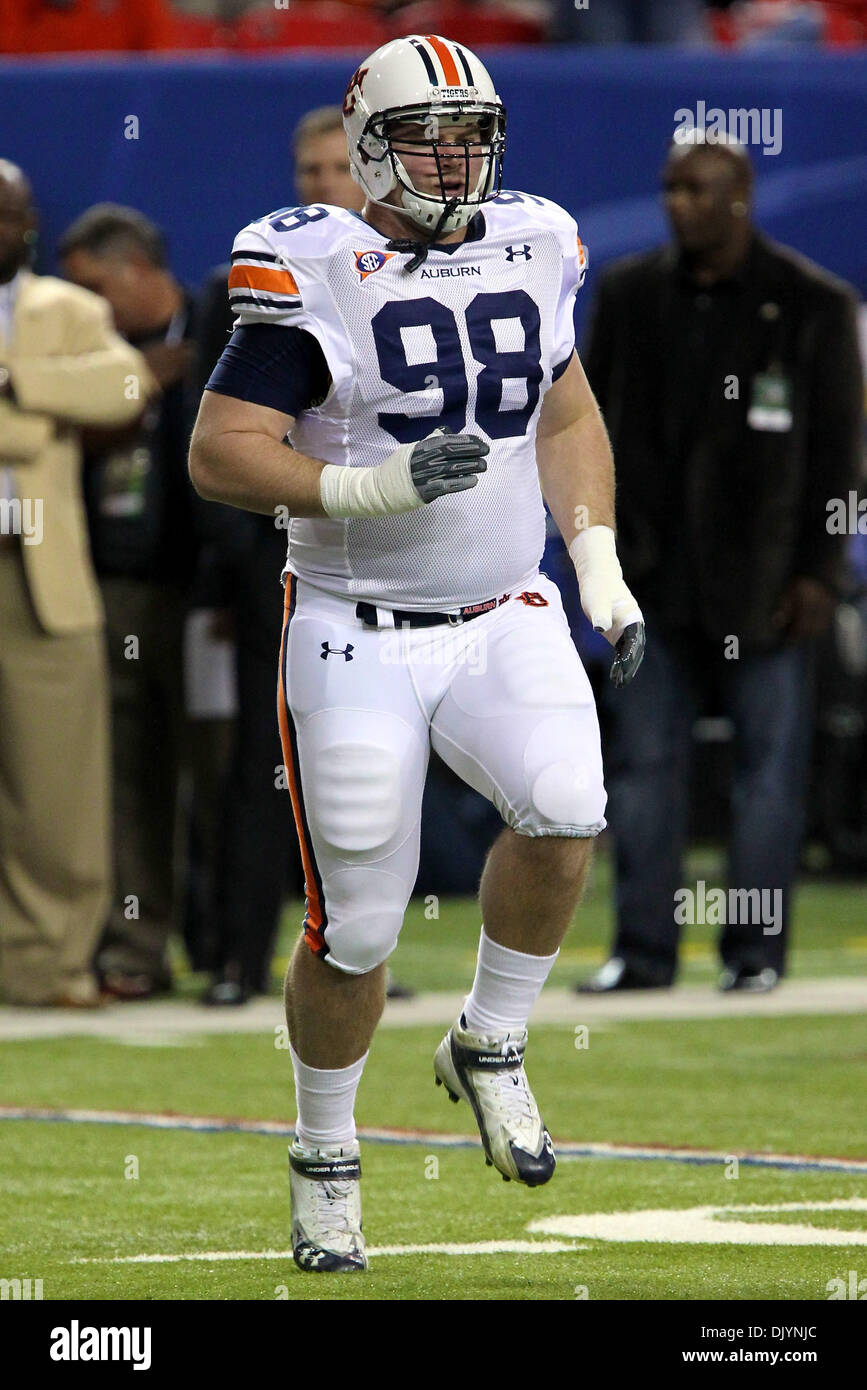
left=342, top=34, right=506, bottom=236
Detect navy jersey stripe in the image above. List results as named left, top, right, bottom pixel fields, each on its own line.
left=231, top=249, right=280, bottom=264
left=228, top=291, right=302, bottom=310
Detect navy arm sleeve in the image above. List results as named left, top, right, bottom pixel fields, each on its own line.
left=205, top=323, right=332, bottom=416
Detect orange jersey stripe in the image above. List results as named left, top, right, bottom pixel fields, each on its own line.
left=425, top=34, right=461, bottom=87
left=277, top=578, right=325, bottom=947
left=228, top=264, right=300, bottom=297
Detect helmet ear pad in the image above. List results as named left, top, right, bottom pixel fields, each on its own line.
left=351, top=105, right=398, bottom=205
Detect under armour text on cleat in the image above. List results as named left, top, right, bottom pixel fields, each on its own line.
left=288, top=1139, right=368, bottom=1272
left=433, top=1016, right=556, bottom=1186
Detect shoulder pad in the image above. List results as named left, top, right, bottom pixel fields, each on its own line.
left=486, top=191, right=585, bottom=278
left=244, top=203, right=357, bottom=260
left=488, top=191, right=577, bottom=237
left=229, top=205, right=356, bottom=317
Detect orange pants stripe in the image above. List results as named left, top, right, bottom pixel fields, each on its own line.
left=277, top=576, right=328, bottom=957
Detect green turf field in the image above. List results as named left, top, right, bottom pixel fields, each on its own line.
left=1, top=1113, right=864, bottom=1301
left=1, top=851, right=865, bottom=1301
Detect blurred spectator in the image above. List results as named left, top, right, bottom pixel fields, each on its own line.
left=576, top=133, right=862, bottom=994
left=550, top=0, right=709, bottom=43
left=293, top=105, right=367, bottom=208
left=0, top=0, right=175, bottom=54
left=59, top=204, right=203, bottom=1001
left=0, top=162, right=154, bottom=1006
left=807, top=538, right=867, bottom=873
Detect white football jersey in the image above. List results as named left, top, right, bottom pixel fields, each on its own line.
left=229, top=193, right=587, bottom=609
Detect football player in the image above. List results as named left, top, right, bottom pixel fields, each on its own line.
left=189, top=34, right=644, bottom=1273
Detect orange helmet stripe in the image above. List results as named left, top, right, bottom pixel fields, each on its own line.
left=425, top=34, right=461, bottom=87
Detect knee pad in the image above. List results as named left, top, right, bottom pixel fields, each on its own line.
left=321, top=867, right=406, bottom=974
left=518, top=714, right=607, bottom=835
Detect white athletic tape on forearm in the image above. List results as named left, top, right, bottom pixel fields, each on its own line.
left=568, top=524, right=642, bottom=639
left=320, top=444, right=423, bottom=519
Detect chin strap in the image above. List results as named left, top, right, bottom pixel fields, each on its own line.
left=386, top=197, right=460, bottom=273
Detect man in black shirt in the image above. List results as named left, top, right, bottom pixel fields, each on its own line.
left=578, top=134, right=862, bottom=993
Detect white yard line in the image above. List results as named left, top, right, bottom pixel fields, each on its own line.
left=73, top=1202, right=867, bottom=1262
left=0, top=978, right=864, bottom=1041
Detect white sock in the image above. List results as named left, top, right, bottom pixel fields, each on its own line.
left=290, top=1045, right=368, bottom=1150
left=463, top=928, right=559, bottom=1035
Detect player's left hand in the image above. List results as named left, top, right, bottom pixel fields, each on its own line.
left=609, top=620, right=646, bottom=688
left=585, top=587, right=645, bottom=686
left=569, top=525, right=645, bottom=685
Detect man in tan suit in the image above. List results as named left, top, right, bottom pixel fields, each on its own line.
left=0, top=160, right=155, bottom=1006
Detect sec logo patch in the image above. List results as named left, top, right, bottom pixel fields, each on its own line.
left=354, top=248, right=395, bottom=282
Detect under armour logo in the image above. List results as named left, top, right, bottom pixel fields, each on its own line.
left=515, top=591, right=549, bottom=607
left=321, top=642, right=354, bottom=661
left=505, top=244, right=532, bottom=262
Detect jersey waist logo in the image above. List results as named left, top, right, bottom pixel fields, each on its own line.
left=354, top=249, right=395, bottom=282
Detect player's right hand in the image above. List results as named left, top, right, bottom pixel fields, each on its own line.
left=320, top=428, right=488, bottom=519
left=408, top=428, right=489, bottom=503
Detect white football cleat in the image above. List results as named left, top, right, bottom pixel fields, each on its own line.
left=288, top=1139, right=368, bottom=1273
left=434, top=1015, right=555, bottom=1186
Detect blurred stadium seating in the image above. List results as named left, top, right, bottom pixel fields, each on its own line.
left=165, top=12, right=237, bottom=49
left=392, top=2, right=545, bottom=44
left=708, top=0, right=867, bottom=45
left=232, top=3, right=390, bottom=50
left=1, top=0, right=865, bottom=53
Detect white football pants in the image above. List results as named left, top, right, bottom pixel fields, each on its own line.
left=277, top=571, right=606, bottom=973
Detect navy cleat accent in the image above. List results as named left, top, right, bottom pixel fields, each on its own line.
left=433, top=1015, right=556, bottom=1186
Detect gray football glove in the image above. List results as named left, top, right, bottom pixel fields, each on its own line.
left=609, top=621, right=646, bottom=688
left=409, top=428, right=489, bottom=502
